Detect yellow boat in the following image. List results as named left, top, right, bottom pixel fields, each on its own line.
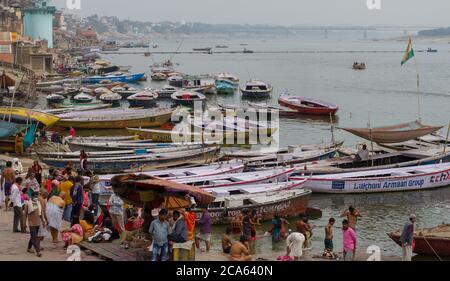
left=56, top=108, right=174, bottom=129
left=0, top=107, right=60, bottom=128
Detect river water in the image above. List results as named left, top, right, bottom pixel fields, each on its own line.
left=73, top=31, right=450, bottom=257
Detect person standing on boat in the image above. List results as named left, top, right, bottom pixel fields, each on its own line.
left=341, top=206, right=361, bottom=230
left=342, top=219, right=357, bottom=261
left=399, top=214, right=416, bottom=261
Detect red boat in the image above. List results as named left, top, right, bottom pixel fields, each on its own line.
left=387, top=224, right=450, bottom=257
left=278, top=94, right=338, bottom=116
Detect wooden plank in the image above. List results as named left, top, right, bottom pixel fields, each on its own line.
left=79, top=241, right=139, bottom=261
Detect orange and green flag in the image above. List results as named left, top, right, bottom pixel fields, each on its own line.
left=401, top=37, right=415, bottom=66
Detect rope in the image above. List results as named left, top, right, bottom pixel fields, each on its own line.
left=421, top=236, right=443, bottom=261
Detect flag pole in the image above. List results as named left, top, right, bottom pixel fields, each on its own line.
left=411, top=38, right=422, bottom=122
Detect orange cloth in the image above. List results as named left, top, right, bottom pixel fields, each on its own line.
left=184, top=212, right=196, bottom=241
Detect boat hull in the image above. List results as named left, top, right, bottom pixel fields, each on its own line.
left=195, top=190, right=311, bottom=225
left=388, top=232, right=450, bottom=257
left=82, top=73, right=145, bottom=84
left=292, top=164, right=450, bottom=194
left=279, top=97, right=338, bottom=116
left=0, top=107, right=60, bottom=128
left=128, top=99, right=156, bottom=108
left=240, top=89, right=272, bottom=99
left=56, top=110, right=173, bottom=129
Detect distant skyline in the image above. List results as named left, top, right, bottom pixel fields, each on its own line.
left=53, top=0, right=450, bottom=27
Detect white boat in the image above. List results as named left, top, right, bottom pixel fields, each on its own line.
left=72, top=92, right=94, bottom=103
left=46, top=93, right=65, bottom=105
left=99, top=92, right=122, bottom=107
left=216, top=73, right=239, bottom=86
left=290, top=163, right=450, bottom=194
left=240, top=80, right=273, bottom=99
left=171, top=167, right=296, bottom=189
left=151, top=72, right=167, bottom=81
left=127, top=91, right=158, bottom=108
left=94, top=160, right=246, bottom=191
left=155, top=85, right=178, bottom=98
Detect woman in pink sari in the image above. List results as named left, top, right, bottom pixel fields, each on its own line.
left=61, top=224, right=84, bottom=248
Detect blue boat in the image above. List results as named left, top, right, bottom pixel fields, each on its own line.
left=0, top=121, right=27, bottom=138
left=215, top=79, right=236, bottom=95
left=82, top=73, right=145, bottom=84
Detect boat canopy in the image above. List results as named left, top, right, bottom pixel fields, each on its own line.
left=339, top=121, right=443, bottom=143
left=111, top=174, right=216, bottom=209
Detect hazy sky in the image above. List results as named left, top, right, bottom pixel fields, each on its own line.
left=53, top=0, right=450, bottom=26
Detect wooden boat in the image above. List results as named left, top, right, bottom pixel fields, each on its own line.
left=99, top=92, right=122, bottom=107
left=352, top=62, right=366, bottom=70
left=84, top=82, right=126, bottom=90
left=198, top=180, right=311, bottom=224
left=292, top=147, right=450, bottom=175
left=215, top=45, right=228, bottom=49
left=82, top=72, right=145, bottom=84
left=291, top=162, right=450, bottom=193
left=224, top=141, right=343, bottom=158
left=243, top=48, right=254, bottom=54
left=55, top=107, right=174, bottom=129
left=111, top=174, right=216, bottom=209
left=278, top=94, right=338, bottom=116
left=0, top=122, right=34, bottom=153
left=155, top=85, right=177, bottom=98
left=193, top=47, right=212, bottom=52
left=171, top=167, right=296, bottom=189
left=339, top=121, right=443, bottom=144
left=93, top=87, right=110, bottom=97
left=215, top=73, right=239, bottom=87
left=215, top=79, right=235, bottom=94
left=46, top=94, right=65, bottom=105
left=151, top=72, right=167, bottom=81
left=0, top=107, right=60, bottom=128
left=127, top=91, right=158, bottom=108
left=245, top=148, right=339, bottom=169
left=0, top=121, right=27, bottom=138
left=171, top=91, right=206, bottom=109
left=66, top=139, right=198, bottom=152
left=111, top=85, right=139, bottom=99
left=95, top=160, right=246, bottom=191
left=46, top=103, right=112, bottom=113
left=42, top=146, right=221, bottom=174
left=426, top=48, right=438, bottom=53
left=388, top=224, right=450, bottom=256
left=72, top=92, right=94, bottom=104
left=240, top=80, right=273, bottom=99
left=168, top=75, right=184, bottom=87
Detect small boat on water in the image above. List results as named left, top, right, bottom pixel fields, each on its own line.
left=46, top=94, right=65, bottom=105
left=111, top=85, right=139, bottom=99
left=199, top=181, right=311, bottom=224
left=352, top=62, right=366, bottom=70
left=155, top=85, right=178, bottom=98
left=151, top=72, right=167, bottom=81
left=215, top=79, right=236, bottom=95
left=278, top=94, right=338, bottom=116
left=93, top=87, right=110, bottom=97
left=245, top=148, right=339, bottom=169
left=215, top=45, right=228, bottom=49
left=55, top=107, right=175, bottom=129
left=171, top=91, right=206, bottom=109
left=99, top=92, right=122, bottom=107
left=291, top=162, right=450, bottom=193
left=388, top=224, right=450, bottom=257
left=243, top=48, right=254, bottom=53
left=215, top=73, right=239, bottom=87
left=240, top=80, right=273, bottom=99
left=82, top=73, right=145, bottom=84
left=46, top=102, right=111, bottom=113
left=167, top=75, right=184, bottom=88
left=119, top=65, right=132, bottom=72
left=193, top=47, right=212, bottom=52
left=339, top=121, right=443, bottom=144
left=72, top=92, right=94, bottom=104
left=42, top=146, right=221, bottom=174
left=127, top=91, right=158, bottom=108
left=427, top=48, right=438, bottom=53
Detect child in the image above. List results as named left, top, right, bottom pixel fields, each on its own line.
left=222, top=227, right=233, bottom=254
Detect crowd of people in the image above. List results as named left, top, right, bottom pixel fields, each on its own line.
left=1, top=156, right=417, bottom=261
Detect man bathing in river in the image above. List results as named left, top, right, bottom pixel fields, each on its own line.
left=341, top=206, right=361, bottom=230
left=229, top=235, right=252, bottom=261
left=222, top=227, right=233, bottom=254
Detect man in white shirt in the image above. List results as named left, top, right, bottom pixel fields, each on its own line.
left=11, top=177, right=26, bottom=233
left=355, top=144, right=369, bottom=162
